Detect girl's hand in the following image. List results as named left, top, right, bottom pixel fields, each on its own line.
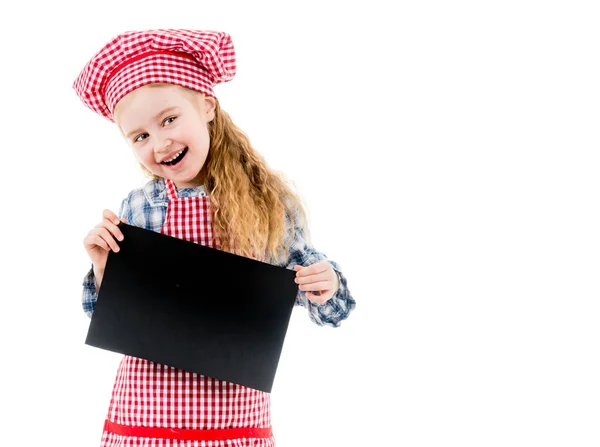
left=83, top=209, right=127, bottom=272
left=293, top=260, right=340, bottom=304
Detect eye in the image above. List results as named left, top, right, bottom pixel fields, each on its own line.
left=134, top=133, right=148, bottom=143
left=163, top=116, right=177, bottom=125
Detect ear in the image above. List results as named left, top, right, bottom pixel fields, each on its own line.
left=203, top=96, right=217, bottom=122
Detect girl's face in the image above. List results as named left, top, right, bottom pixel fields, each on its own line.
left=114, top=84, right=216, bottom=188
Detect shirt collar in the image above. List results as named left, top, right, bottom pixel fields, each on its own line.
left=143, top=177, right=208, bottom=206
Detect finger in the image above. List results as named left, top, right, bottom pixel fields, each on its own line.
left=84, top=234, right=111, bottom=252
left=91, top=227, right=121, bottom=252
left=102, top=209, right=122, bottom=226
left=84, top=232, right=111, bottom=252
left=97, top=219, right=124, bottom=242
left=295, top=261, right=330, bottom=277
left=295, top=271, right=330, bottom=285
left=298, top=280, right=331, bottom=292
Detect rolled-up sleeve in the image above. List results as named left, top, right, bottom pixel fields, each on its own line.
left=81, top=196, right=132, bottom=318
left=285, top=207, right=356, bottom=327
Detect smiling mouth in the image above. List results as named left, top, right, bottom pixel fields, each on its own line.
left=162, top=147, right=188, bottom=166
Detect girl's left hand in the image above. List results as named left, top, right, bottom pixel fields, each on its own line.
left=293, top=260, right=340, bottom=304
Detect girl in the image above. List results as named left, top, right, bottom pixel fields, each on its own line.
left=74, top=29, right=355, bottom=446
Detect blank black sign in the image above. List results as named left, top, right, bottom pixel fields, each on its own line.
left=85, top=223, right=298, bottom=393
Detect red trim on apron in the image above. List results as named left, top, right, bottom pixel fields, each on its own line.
left=104, top=420, right=273, bottom=441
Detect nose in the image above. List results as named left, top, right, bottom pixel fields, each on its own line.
left=155, top=138, right=173, bottom=153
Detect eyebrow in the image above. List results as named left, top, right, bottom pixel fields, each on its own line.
left=124, top=106, right=180, bottom=139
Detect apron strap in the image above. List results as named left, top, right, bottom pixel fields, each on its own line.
left=164, top=178, right=178, bottom=201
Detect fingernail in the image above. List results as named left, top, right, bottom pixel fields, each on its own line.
left=114, top=219, right=120, bottom=225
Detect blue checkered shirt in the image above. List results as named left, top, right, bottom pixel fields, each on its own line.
left=82, top=178, right=355, bottom=327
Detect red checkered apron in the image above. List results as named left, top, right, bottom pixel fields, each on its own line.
left=100, top=178, right=274, bottom=446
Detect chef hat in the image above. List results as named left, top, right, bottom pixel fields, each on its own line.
left=73, top=29, right=236, bottom=122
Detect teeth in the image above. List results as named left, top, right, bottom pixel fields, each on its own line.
left=164, top=150, right=184, bottom=163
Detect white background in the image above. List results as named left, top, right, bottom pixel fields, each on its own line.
left=1, top=1, right=599, bottom=446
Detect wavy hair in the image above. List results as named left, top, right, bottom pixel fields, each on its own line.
left=120, top=84, right=309, bottom=263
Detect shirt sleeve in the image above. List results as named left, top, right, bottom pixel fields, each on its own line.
left=81, top=196, right=132, bottom=318
left=284, top=206, right=356, bottom=327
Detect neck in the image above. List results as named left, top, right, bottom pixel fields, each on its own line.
left=172, top=169, right=206, bottom=189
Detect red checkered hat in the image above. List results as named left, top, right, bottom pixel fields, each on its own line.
left=73, top=29, right=236, bottom=122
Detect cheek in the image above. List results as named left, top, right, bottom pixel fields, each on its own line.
left=133, top=146, right=155, bottom=164
left=192, top=128, right=211, bottom=147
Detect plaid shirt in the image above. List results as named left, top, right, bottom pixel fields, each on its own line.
left=82, top=178, right=355, bottom=327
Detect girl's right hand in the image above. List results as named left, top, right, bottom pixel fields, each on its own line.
left=83, top=209, right=127, bottom=272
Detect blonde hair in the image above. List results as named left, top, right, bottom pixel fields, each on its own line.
left=117, top=83, right=309, bottom=263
